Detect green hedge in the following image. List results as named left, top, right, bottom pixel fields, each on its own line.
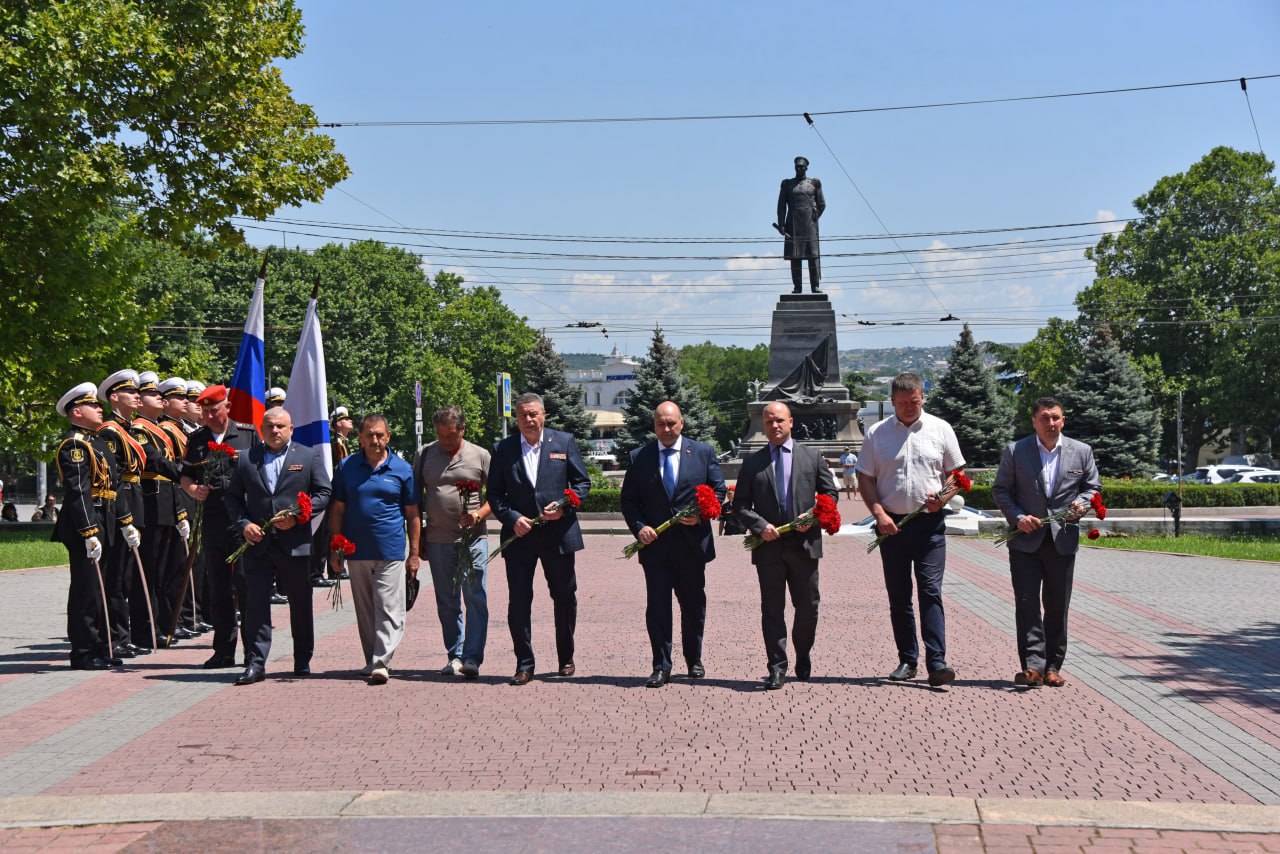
left=582, top=489, right=621, bottom=513
left=964, top=483, right=1280, bottom=510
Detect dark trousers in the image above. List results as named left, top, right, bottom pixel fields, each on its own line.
left=104, top=535, right=132, bottom=648
left=641, top=550, right=707, bottom=671
left=878, top=512, right=948, bottom=670
left=505, top=545, right=577, bottom=672
left=1009, top=532, right=1076, bottom=673
left=136, top=525, right=177, bottom=643
left=755, top=546, right=820, bottom=671
left=63, top=540, right=108, bottom=664
left=310, top=511, right=330, bottom=583
left=241, top=545, right=314, bottom=670
left=182, top=541, right=205, bottom=628
left=204, top=513, right=247, bottom=659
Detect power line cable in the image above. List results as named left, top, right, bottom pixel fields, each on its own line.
left=1240, top=77, right=1267, bottom=157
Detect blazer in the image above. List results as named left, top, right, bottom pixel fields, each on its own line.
left=991, top=434, right=1101, bottom=555
left=620, top=438, right=727, bottom=564
left=224, top=442, right=332, bottom=558
left=733, top=441, right=839, bottom=565
left=487, top=428, right=591, bottom=556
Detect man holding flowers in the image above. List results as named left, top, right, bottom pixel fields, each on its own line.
left=733, top=401, right=839, bottom=690
left=488, top=393, right=591, bottom=686
left=992, top=396, right=1100, bottom=688
left=414, top=405, right=491, bottom=680
left=224, top=407, right=330, bottom=685
left=857, top=373, right=965, bottom=689
left=621, top=402, right=727, bottom=687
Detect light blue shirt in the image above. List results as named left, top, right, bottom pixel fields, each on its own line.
left=263, top=445, right=289, bottom=494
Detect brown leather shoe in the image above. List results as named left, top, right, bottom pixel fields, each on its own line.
left=510, top=670, right=534, bottom=686
left=558, top=661, right=575, bottom=677
left=1044, top=670, right=1066, bottom=687
left=1014, top=669, right=1044, bottom=687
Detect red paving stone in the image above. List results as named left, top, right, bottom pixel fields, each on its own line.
left=30, top=537, right=1256, bottom=803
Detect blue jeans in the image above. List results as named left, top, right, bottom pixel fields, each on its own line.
left=425, top=539, right=489, bottom=665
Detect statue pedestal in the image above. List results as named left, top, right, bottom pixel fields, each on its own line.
left=738, top=294, right=861, bottom=463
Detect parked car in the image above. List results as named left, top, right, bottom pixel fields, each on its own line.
left=1225, top=470, right=1280, bottom=484
left=1189, top=465, right=1271, bottom=484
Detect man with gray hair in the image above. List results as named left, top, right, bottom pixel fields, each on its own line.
left=415, top=406, right=492, bottom=679
left=487, top=392, right=591, bottom=685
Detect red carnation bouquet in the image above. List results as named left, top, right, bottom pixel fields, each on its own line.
left=453, top=480, right=484, bottom=591
left=623, top=484, right=723, bottom=559
left=743, top=493, right=842, bottom=551
left=994, top=491, right=1107, bottom=547
left=328, top=534, right=356, bottom=609
left=227, top=491, right=314, bottom=563
left=487, top=488, right=581, bottom=565
left=867, top=470, right=972, bottom=553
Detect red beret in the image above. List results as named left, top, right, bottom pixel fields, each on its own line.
left=196, top=384, right=228, bottom=405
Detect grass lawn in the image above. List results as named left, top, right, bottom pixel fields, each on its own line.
left=1084, top=532, right=1280, bottom=562
left=0, top=529, right=66, bottom=571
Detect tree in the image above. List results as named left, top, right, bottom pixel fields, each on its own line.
left=614, top=328, right=714, bottom=457
left=1011, top=318, right=1087, bottom=433
left=1077, top=146, right=1280, bottom=463
left=520, top=334, right=596, bottom=455
left=678, top=341, right=769, bottom=450
left=841, top=369, right=874, bottom=402
left=1060, top=325, right=1161, bottom=477
left=926, top=323, right=1013, bottom=467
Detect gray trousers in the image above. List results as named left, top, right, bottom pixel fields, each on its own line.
left=347, top=559, right=407, bottom=670
left=1009, top=533, right=1076, bottom=673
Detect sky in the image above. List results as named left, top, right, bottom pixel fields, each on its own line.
left=260, top=1, right=1280, bottom=357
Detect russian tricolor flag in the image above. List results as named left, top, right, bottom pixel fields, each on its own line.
left=228, top=255, right=268, bottom=428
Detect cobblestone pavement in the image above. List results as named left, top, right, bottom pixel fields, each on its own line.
left=0, top=532, right=1276, bottom=851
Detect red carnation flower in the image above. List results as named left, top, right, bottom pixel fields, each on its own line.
left=952, top=470, right=973, bottom=493
left=695, top=484, right=722, bottom=520
left=1087, top=529, right=1101, bottom=540
left=295, top=492, right=313, bottom=523
left=1090, top=492, right=1107, bottom=520
left=814, top=493, right=842, bottom=535
left=329, top=534, right=356, bottom=555
left=562, top=488, right=581, bottom=509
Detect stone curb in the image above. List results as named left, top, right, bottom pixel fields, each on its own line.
left=0, top=792, right=1277, bottom=832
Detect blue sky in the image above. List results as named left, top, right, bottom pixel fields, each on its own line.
left=263, top=1, right=1280, bottom=356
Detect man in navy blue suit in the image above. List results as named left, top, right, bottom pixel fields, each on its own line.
left=487, top=393, right=591, bottom=686
left=621, top=401, right=726, bottom=687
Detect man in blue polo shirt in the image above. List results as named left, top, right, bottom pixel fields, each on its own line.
left=327, top=413, right=420, bottom=685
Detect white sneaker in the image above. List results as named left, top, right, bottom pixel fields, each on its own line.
left=369, top=666, right=389, bottom=685
left=440, top=657, right=463, bottom=676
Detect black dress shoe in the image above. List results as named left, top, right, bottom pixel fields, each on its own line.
left=645, top=669, right=670, bottom=688
left=173, top=627, right=197, bottom=639
left=764, top=667, right=785, bottom=690
left=235, top=666, right=265, bottom=685
left=204, top=654, right=237, bottom=669
left=558, top=661, right=575, bottom=677
left=887, top=663, right=917, bottom=681
left=312, top=578, right=337, bottom=588
left=687, top=661, right=705, bottom=679
left=270, top=593, right=289, bottom=605
left=794, top=656, right=812, bottom=681
left=132, top=645, right=153, bottom=656
left=116, top=646, right=137, bottom=659
left=71, top=658, right=112, bottom=670
left=510, top=670, right=534, bottom=686
left=106, top=657, right=124, bottom=667
left=155, top=636, right=179, bottom=649
left=927, top=666, right=956, bottom=688
left=195, top=622, right=214, bottom=633
left=293, top=664, right=311, bottom=676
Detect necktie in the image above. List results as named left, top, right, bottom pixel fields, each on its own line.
left=774, top=445, right=791, bottom=522
left=661, top=447, right=676, bottom=500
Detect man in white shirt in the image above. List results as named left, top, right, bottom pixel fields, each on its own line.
left=857, top=373, right=965, bottom=689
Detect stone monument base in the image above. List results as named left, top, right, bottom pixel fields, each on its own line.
left=738, top=398, right=861, bottom=465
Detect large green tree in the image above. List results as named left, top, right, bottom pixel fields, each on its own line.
left=520, top=334, right=596, bottom=455
left=678, top=341, right=768, bottom=450
left=614, top=328, right=714, bottom=457
left=0, top=0, right=347, bottom=450
left=1011, top=318, right=1087, bottom=434
left=1060, top=325, right=1161, bottom=477
left=1077, top=146, right=1280, bottom=463
left=926, top=323, right=1013, bottom=466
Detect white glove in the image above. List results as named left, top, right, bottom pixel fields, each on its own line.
left=85, top=536, right=103, bottom=562
left=122, top=524, right=141, bottom=550
left=177, top=519, right=191, bottom=541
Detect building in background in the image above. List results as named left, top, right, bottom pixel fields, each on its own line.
left=566, top=347, right=639, bottom=459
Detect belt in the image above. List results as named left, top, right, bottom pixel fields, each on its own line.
left=141, top=473, right=170, bottom=482
left=121, top=474, right=140, bottom=484
left=91, top=488, right=117, bottom=500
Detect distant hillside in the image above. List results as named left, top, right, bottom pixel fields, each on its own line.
left=838, top=346, right=954, bottom=376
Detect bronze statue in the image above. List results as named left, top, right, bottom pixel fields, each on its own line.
left=776, top=156, right=825, bottom=294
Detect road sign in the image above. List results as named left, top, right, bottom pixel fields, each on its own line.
left=414, top=380, right=422, bottom=408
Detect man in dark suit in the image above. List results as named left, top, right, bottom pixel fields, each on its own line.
left=992, top=396, right=1100, bottom=688
left=733, top=401, right=839, bottom=689
left=224, top=407, right=330, bottom=685
left=487, top=392, right=591, bottom=686
left=621, top=401, right=726, bottom=687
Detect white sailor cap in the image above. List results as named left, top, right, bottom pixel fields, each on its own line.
left=185, top=380, right=206, bottom=400
left=59, top=382, right=101, bottom=416
left=266, top=387, right=287, bottom=405
left=97, top=369, right=140, bottom=403
left=137, top=371, right=160, bottom=394
left=332, top=405, right=350, bottom=420
left=159, top=377, right=188, bottom=398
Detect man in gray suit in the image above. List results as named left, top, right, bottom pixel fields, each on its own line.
left=734, top=401, right=839, bottom=689
left=225, top=407, right=331, bottom=685
left=992, top=397, right=1100, bottom=688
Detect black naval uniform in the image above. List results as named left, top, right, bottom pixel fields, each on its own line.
left=97, top=415, right=146, bottom=651
left=161, top=414, right=201, bottom=632
left=130, top=415, right=188, bottom=645
left=54, top=427, right=130, bottom=667
left=183, top=420, right=260, bottom=662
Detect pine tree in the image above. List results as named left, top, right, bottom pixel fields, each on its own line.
left=1060, top=324, right=1161, bottom=477
left=926, top=323, right=1013, bottom=467
left=613, top=327, right=715, bottom=457
left=519, top=333, right=596, bottom=455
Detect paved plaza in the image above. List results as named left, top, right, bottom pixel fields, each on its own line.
left=0, top=530, right=1277, bottom=851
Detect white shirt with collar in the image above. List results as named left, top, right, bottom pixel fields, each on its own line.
left=1037, top=438, right=1062, bottom=498
left=855, top=410, right=965, bottom=515
left=657, top=435, right=683, bottom=482
left=520, top=431, right=543, bottom=484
